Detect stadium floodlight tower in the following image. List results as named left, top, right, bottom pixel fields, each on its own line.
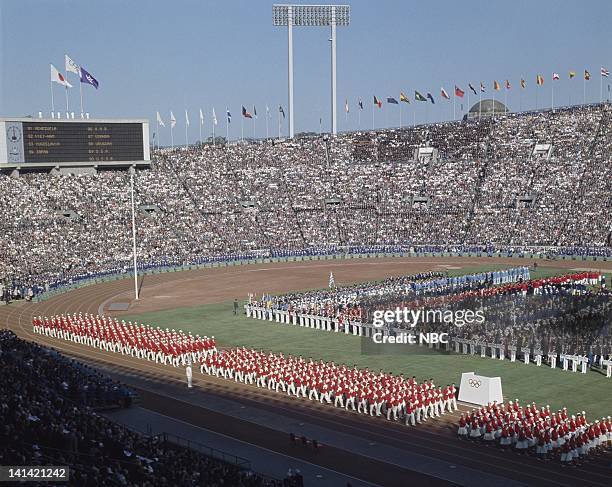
left=273, top=4, right=350, bottom=138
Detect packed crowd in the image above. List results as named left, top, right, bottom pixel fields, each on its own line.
left=246, top=267, right=530, bottom=324
left=433, top=272, right=612, bottom=358
left=1, top=104, right=610, bottom=297
left=0, top=330, right=284, bottom=486
left=247, top=271, right=445, bottom=321
left=458, top=400, right=612, bottom=465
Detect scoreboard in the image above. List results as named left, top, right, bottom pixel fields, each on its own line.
left=0, top=118, right=150, bottom=166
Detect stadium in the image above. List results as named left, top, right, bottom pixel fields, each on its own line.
left=1, top=2, right=611, bottom=486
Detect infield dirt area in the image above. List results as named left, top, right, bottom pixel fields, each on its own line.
left=106, top=256, right=612, bottom=316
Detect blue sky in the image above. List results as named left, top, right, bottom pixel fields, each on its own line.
left=1, top=0, right=612, bottom=142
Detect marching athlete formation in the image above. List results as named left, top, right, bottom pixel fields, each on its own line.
left=458, top=401, right=612, bottom=465
left=32, top=313, right=217, bottom=366
left=199, top=346, right=458, bottom=425
left=32, top=314, right=457, bottom=427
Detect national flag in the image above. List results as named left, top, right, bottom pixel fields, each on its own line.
left=212, top=108, right=218, bottom=125
left=552, top=72, right=560, bottom=80
left=79, top=67, right=99, bottom=89
left=468, top=83, right=478, bottom=95
left=454, top=86, right=465, bottom=98
left=65, top=54, right=80, bottom=75
left=265, top=105, right=270, bottom=116
left=414, top=90, right=427, bottom=102
left=358, top=98, right=364, bottom=110
left=569, top=71, right=576, bottom=79
left=536, top=74, right=544, bottom=86
left=242, top=106, right=252, bottom=118
left=170, top=111, right=177, bottom=128
left=199, top=108, right=204, bottom=125
left=584, top=70, right=591, bottom=80
left=185, top=109, right=190, bottom=126
left=156, top=111, right=165, bottom=128
left=373, top=95, right=382, bottom=107
left=440, top=88, right=450, bottom=100
left=387, top=96, right=398, bottom=104
left=426, top=93, right=435, bottom=104
left=253, top=106, right=258, bottom=118
left=480, top=82, right=485, bottom=93
left=601, top=66, right=610, bottom=77
left=504, top=80, right=511, bottom=90
left=50, top=64, right=72, bottom=87
left=399, top=92, right=410, bottom=103
left=493, top=80, right=501, bottom=91
left=520, top=78, right=526, bottom=89
left=279, top=105, right=285, bottom=118
left=345, top=99, right=349, bottom=113
left=226, top=109, right=232, bottom=123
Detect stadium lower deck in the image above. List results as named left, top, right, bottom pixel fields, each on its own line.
left=2, top=256, right=611, bottom=487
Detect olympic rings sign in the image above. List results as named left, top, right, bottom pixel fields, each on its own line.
left=468, top=379, right=482, bottom=388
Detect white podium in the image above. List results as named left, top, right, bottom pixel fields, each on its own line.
left=458, top=372, right=503, bottom=406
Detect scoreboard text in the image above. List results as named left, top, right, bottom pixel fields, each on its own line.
left=3, top=120, right=146, bottom=164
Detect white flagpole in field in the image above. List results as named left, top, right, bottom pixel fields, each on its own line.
left=130, top=171, right=139, bottom=300
left=265, top=105, right=270, bottom=139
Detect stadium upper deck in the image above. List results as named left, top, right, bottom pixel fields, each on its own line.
left=0, top=103, right=610, bottom=289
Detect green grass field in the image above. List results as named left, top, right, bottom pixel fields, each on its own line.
left=122, top=264, right=612, bottom=418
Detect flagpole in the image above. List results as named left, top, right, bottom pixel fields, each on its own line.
left=453, top=90, right=456, bottom=121
left=479, top=89, right=482, bottom=120
left=156, top=118, right=159, bottom=150
left=535, top=87, right=538, bottom=111
left=504, top=88, right=507, bottom=113
left=551, top=81, right=554, bottom=111
left=170, top=125, right=174, bottom=149
left=278, top=109, right=281, bottom=139
left=226, top=108, right=230, bottom=142
left=599, top=71, right=603, bottom=103
left=130, top=171, right=139, bottom=300
left=64, top=84, right=69, bottom=118
left=212, top=116, right=216, bottom=146
left=199, top=117, right=202, bottom=146
left=519, top=83, right=522, bottom=112
left=241, top=114, right=244, bottom=142
left=79, top=77, right=84, bottom=117
left=372, top=101, right=374, bottom=130
left=185, top=117, right=188, bottom=148
left=266, top=108, right=269, bottom=139
left=399, top=104, right=402, bottom=129
left=50, top=78, right=55, bottom=116
left=583, top=76, right=586, bottom=105
left=358, top=106, right=361, bottom=129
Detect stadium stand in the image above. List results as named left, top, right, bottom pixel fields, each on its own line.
left=1, top=104, right=611, bottom=300
left=0, top=330, right=289, bottom=486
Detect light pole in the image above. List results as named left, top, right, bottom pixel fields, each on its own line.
left=273, top=4, right=350, bottom=138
